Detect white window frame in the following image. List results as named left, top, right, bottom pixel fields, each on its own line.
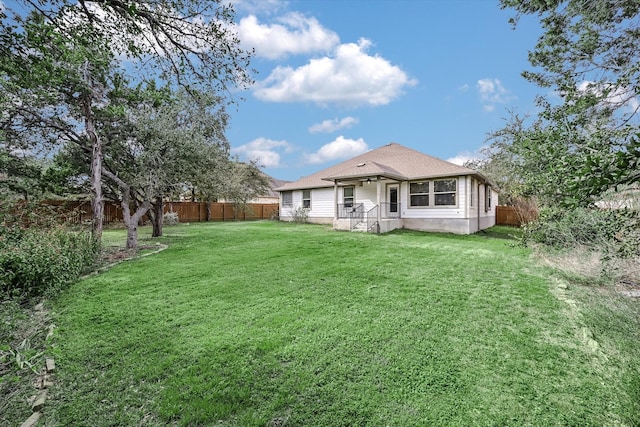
left=433, top=179, right=457, bottom=206
left=470, top=178, right=475, bottom=207
left=409, top=178, right=458, bottom=208
left=282, top=191, right=293, bottom=207
left=409, top=181, right=430, bottom=207
left=343, top=186, right=355, bottom=208
left=302, top=189, right=311, bottom=209
left=485, top=185, right=491, bottom=212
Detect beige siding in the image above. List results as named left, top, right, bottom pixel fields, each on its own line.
left=280, top=188, right=334, bottom=220
left=306, top=188, right=334, bottom=218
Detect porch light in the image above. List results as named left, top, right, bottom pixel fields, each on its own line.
left=366, top=178, right=371, bottom=184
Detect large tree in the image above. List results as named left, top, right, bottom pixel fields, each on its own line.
left=223, top=161, right=273, bottom=219
left=0, top=0, right=253, bottom=240
left=61, top=86, right=231, bottom=248
left=495, top=0, right=640, bottom=206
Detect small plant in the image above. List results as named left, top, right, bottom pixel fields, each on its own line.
left=291, top=206, right=308, bottom=224
left=163, top=211, right=179, bottom=226
left=0, top=339, right=43, bottom=374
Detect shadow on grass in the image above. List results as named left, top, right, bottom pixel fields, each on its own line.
left=477, top=225, right=523, bottom=241
left=384, top=225, right=522, bottom=241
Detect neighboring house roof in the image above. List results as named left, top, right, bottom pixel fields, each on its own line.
left=267, top=177, right=291, bottom=197
left=275, top=143, right=491, bottom=191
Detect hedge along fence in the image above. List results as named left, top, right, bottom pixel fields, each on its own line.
left=40, top=200, right=279, bottom=224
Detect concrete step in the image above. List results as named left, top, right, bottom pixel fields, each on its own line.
left=351, top=222, right=369, bottom=232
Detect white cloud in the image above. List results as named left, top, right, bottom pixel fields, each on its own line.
left=477, top=78, right=514, bottom=112
left=304, top=136, right=368, bottom=164
left=237, top=13, right=339, bottom=59
left=458, top=83, right=469, bottom=92
left=309, top=116, right=359, bottom=134
left=577, top=80, right=640, bottom=113
left=233, top=137, right=293, bottom=168
left=447, top=151, right=479, bottom=166
left=254, top=38, right=418, bottom=107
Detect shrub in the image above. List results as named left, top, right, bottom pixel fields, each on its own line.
left=163, top=211, right=179, bottom=226
left=291, top=206, right=308, bottom=224
left=0, top=226, right=99, bottom=301
left=522, top=206, right=640, bottom=258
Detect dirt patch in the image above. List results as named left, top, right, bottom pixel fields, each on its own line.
left=83, top=244, right=168, bottom=279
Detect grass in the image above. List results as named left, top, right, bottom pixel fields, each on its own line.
left=34, top=222, right=640, bottom=425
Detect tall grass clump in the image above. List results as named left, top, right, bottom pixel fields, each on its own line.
left=523, top=206, right=640, bottom=282
left=523, top=207, right=639, bottom=256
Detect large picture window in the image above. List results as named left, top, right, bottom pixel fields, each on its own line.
left=343, top=186, right=354, bottom=208
left=302, top=190, right=311, bottom=209
left=409, top=178, right=457, bottom=207
left=409, top=182, right=429, bottom=207
left=282, top=191, right=292, bottom=207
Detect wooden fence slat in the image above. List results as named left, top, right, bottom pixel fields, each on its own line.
left=496, top=206, right=522, bottom=227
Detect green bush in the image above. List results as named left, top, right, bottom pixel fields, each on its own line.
left=0, top=226, right=99, bottom=301
left=523, top=206, right=640, bottom=258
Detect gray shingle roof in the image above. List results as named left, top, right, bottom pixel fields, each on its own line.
left=275, top=143, right=488, bottom=191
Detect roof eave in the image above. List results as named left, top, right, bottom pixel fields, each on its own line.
left=321, top=172, right=407, bottom=182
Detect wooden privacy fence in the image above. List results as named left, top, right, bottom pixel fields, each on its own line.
left=496, top=206, right=533, bottom=227
left=41, top=200, right=278, bottom=224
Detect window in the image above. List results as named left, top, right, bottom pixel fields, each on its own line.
left=302, top=190, right=311, bottom=209
left=343, top=186, right=354, bottom=208
left=434, top=179, right=456, bottom=206
left=485, top=184, right=491, bottom=212
left=409, top=182, right=429, bottom=207
left=282, top=191, right=292, bottom=207
left=409, top=178, right=458, bottom=207
left=470, top=179, right=475, bottom=207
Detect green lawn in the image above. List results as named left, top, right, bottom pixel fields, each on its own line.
left=44, top=222, right=639, bottom=426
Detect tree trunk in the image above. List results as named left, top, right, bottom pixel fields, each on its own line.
left=122, top=203, right=151, bottom=250
left=101, top=169, right=150, bottom=250
left=82, top=60, right=103, bottom=241
left=151, top=195, right=164, bottom=237
left=206, top=202, right=211, bottom=222
left=119, top=186, right=150, bottom=250
left=90, top=140, right=104, bottom=240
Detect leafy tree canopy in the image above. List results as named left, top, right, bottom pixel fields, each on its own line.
left=488, top=0, right=640, bottom=207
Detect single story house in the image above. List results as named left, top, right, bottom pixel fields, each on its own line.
left=275, top=143, right=499, bottom=234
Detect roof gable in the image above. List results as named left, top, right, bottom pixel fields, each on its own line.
left=275, top=143, right=485, bottom=191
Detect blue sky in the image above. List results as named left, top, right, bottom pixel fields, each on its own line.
left=226, top=0, right=544, bottom=182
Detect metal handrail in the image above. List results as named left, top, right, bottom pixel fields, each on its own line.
left=366, top=205, right=379, bottom=233
left=348, top=204, right=365, bottom=230
left=337, top=203, right=364, bottom=219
